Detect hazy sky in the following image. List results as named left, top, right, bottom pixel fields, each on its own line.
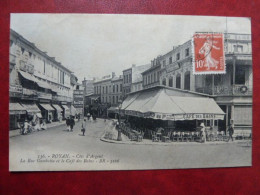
left=10, top=14, right=251, bottom=82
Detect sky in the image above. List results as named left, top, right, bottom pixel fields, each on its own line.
left=10, top=14, right=251, bottom=82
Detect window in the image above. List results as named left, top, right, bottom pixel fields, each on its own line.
left=176, top=53, right=180, bottom=60
left=163, top=60, right=166, bottom=67
left=21, top=47, right=25, bottom=54
left=116, top=85, right=118, bottom=92
left=176, top=74, right=181, bottom=89
left=113, top=96, right=115, bottom=104
left=169, top=57, right=172, bottom=64
left=106, top=86, right=108, bottom=94
left=234, top=45, right=243, bottom=53
left=154, top=72, right=156, bottom=83
left=116, top=96, right=118, bottom=103
left=113, top=85, right=115, bottom=93
left=43, top=60, right=46, bottom=74
left=157, top=72, right=159, bottom=81
left=120, top=84, right=122, bottom=92
left=103, top=86, right=105, bottom=94
left=185, top=48, right=189, bottom=56
left=151, top=74, right=153, bottom=83
left=162, top=78, right=166, bottom=86
left=126, top=75, right=128, bottom=83
left=235, top=66, right=246, bottom=84
left=169, top=77, right=173, bottom=87
left=148, top=75, right=150, bottom=84
left=129, top=74, right=132, bottom=83
left=184, top=71, right=190, bottom=90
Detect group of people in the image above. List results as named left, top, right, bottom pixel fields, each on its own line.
left=66, top=116, right=76, bottom=132
left=19, top=118, right=47, bottom=135
left=200, top=122, right=234, bottom=143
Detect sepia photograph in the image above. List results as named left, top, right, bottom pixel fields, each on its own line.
left=9, top=14, right=252, bottom=171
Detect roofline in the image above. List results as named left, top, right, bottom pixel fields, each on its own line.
left=10, top=29, right=73, bottom=74
left=127, top=85, right=214, bottom=98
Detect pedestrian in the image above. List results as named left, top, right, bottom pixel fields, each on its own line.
left=227, top=124, right=234, bottom=142
left=66, top=117, right=70, bottom=131
left=70, top=116, right=75, bottom=132
left=23, top=119, right=29, bottom=135
left=90, top=115, right=93, bottom=122
left=87, top=113, right=90, bottom=120
left=81, top=119, right=87, bottom=136
left=200, top=123, right=207, bottom=143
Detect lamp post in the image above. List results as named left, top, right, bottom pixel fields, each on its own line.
left=117, top=100, right=122, bottom=141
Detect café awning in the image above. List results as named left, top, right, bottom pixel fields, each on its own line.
left=20, top=103, right=41, bottom=114
left=108, top=106, right=119, bottom=113
left=70, top=105, right=77, bottom=116
left=124, top=87, right=225, bottom=121
left=52, top=104, right=63, bottom=112
left=9, top=103, right=26, bottom=115
left=39, top=103, right=55, bottom=111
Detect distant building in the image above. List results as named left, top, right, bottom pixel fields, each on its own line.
left=122, top=64, right=151, bottom=98
left=111, top=75, right=123, bottom=106
left=73, top=83, right=84, bottom=115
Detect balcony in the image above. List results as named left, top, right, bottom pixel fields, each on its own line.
left=37, top=91, right=52, bottom=100
left=53, top=95, right=73, bottom=102
left=19, top=61, right=34, bottom=74
left=9, top=84, right=23, bottom=93
left=22, top=88, right=37, bottom=96
left=196, top=84, right=252, bottom=96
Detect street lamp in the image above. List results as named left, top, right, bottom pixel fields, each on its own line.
left=117, top=100, right=122, bottom=141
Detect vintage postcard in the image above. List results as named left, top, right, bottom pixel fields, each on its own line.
left=9, top=14, right=252, bottom=171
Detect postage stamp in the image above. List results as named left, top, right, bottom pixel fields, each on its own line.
left=192, top=33, right=225, bottom=75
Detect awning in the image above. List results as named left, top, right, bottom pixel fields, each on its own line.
left=9, top=103, right=26, bottom=115
left=70, top=105, right=77, bottom=116
left=36, top=80, right=51, bottom=90
left=124, top=88, right=225, bottom=121
left=19, top=71, right=37, bottom=83
left=19, top=71, right=52, bottom=90
left=108, top=106, right=119, bottom=113
left=52, top=104, right=63, bottom=112
left=39, top=103, right=55, bottom=111
left=61, top=104, right=70, bottom=110
left=20, top=103, right=41, bottom=114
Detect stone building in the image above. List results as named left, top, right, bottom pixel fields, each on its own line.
left=9, top=29, right=75, bottom=129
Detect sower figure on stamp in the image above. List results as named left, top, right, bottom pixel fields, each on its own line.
left=227, top=124, right=234, bottom=142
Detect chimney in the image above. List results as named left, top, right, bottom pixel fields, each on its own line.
left=112, top=72, right=115, bottom=78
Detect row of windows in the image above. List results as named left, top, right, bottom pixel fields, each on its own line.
left=162, top=71, right=191, bottom=90
left=162, top=48, right=190, bottom=67
left=143, top=71, right=161, bottom=86
left=123, top=88, right=131, bottom=94
left=94, top=84, right=122, bottom=94
left=123, top=74, right=132, bottom=84
left=101, top=95, right=122, bottom=104
left=11, top=40, right=70, bottom=86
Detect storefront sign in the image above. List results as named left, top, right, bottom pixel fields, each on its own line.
left=166, top=62, right=180, bottom=73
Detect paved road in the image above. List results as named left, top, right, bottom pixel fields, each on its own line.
left=9, top=119, right=252, bottom=171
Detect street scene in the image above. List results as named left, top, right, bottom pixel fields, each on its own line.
left=10, top=118, right=251, bottom=171
left=9, top=14, right=252, bottom=171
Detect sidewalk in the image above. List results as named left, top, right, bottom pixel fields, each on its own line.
left=100, top=131, right=252, bottom=146
left=9, top=120, right=66, bottom=138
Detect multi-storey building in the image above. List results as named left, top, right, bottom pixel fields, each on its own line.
left=9, top=29, right=74, bottom=129
left=155, top=33, right=252, bottom=134
left=123, top=64, right=151, bottom=98
left=111, top=75, right=123, bottom=106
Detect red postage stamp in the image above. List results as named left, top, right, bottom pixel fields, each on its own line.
left=192, top=33, right=225, bottom=75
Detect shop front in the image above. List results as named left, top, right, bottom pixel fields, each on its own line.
left=9, top=103, right=27, bottom=130
left=38, top=103, right=55, bottom=123
left=52, top=104, right=63, bottom=122
left=61, top=104, right=70, bottom=119
left=122, top=86, right=225, bottom=136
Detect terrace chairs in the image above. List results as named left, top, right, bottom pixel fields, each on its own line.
left=162, top=132, right=171, bottom=142
left=151, top=131, right=159, bottom=142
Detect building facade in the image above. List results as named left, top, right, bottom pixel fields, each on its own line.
left=73, top=83, right=84, bottom=115
left=157, top=33, right=252, bottom=134
left=123, top=64, right=151, bottom=98
left=111, top=75, right=123, bottom=106
left=9, top=29, right=74, bottom=129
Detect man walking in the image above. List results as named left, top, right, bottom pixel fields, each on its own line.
left=81, top=119, right=87, bottom=136
left=227, top=124, right=234, bottom=142
left=70, top=116, right=75, bottom=132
